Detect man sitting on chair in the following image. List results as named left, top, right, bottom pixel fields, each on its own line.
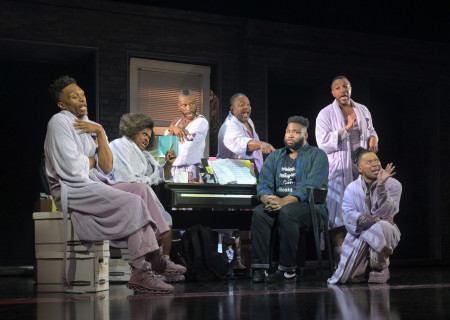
left=251, top=116, right=329, bottom=282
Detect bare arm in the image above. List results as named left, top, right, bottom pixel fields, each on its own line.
left=369, top=136, right=379, bottom=153
left=168, top=119, right=189, bottom=142
left=247, top=140, right=275, bottom=154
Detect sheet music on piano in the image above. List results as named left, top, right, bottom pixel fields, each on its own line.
left=207, top=158, right=257, bottom=185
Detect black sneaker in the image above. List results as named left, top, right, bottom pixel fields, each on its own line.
left=266, top=269, right=296, bottom=282
left=252, top=269, right=268, bottom=283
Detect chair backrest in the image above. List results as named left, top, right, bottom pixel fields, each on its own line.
left=39, top=154, right=51, bottom=195
left=307, top=187, right=327, bottom=204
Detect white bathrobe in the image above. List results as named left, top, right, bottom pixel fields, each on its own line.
left=109, top=136, right=172, bottom=225
left=316, top=99, right=378, bottom=228
left=328, top=176, right=402, bottom=284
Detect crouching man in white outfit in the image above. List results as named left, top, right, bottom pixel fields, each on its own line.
left=328, top=147, right=402, bottom=284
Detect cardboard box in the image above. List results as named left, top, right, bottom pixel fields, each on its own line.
left=35, top=250, right=109, bottom=293
left=34, top=199, right=57, bottom=212
left=109, top=258, right=132, bottom=282
left=33, top=212, right=109, bottom=252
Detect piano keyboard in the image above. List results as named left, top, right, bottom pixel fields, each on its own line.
left=165, top=183, right=258, bottom=208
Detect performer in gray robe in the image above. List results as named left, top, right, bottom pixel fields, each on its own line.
left=316, top=76, right=378, bottom=265
left=108, top=113, right=187, bottom=281
left=44, top=75, right=173, bottom=294
left=328, top=148, right=401, bottom=284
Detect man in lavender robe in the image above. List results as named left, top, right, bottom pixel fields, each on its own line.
left=316, top=76, right=378, bottom=265
left=217, top=93, right=275, bottom=173
left=44, top=75, right=173, bottom=294
left=328, top=148, right=401, bottom=284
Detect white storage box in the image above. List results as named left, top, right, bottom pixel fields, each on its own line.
left=33, top=212, right=109, bottom=252
left=109, top=258, right=132, bottom=282
left=36, top=250, right=109, bottom=293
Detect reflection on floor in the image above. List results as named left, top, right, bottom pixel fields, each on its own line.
left=0, top=266, right=449, bottom=319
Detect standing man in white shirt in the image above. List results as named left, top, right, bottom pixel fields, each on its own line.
left=166, top=89, right=209, bottom=182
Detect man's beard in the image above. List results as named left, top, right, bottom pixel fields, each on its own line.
left=182, top=110, right=196, bottom=120
left=284, top=137, right=304, bottom=150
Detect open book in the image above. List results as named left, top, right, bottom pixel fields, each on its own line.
left=205, top=158, right=257, bottom=185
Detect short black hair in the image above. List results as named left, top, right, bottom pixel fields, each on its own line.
left=287, top=116, right=309, bottom=132
left=119, top=113, right=156, bottom=151
left=331, top=75, right=349, bottom=86
left=352, top=147, right=375, bottom=164
left=181, top=89, right=191, bottom=96
left=48, top=75, right=77, bottom=104
left=230, top=93, right=248, bottom=106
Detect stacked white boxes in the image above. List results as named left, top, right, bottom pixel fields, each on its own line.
left=109, top=256, right=132, bottom=282
left=33, top=212, right=110, bottom=293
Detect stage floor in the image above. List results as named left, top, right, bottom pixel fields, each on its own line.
left=0, top=265, right=449, bottom=319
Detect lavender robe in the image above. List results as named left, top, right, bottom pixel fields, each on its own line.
left=217, top=111, right=264, bottom=173
left=316, top=99, right=378, bottom=228
left=109, top=136, right=172, bottom=225
left=44, top=111, right=169, bottom=243
left=328, top=176, right=402, bottom=284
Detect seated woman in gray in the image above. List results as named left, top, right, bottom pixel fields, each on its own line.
left=109, top=113, right=186, bottom=282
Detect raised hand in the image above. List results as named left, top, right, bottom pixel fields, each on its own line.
left=345, top=113, right=357, bottom=131
left=377, top=162, right=396, bottom=185
left=165, top=142, right=177, bottom=164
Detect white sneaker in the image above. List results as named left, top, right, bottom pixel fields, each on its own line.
left=368, top=268, right=390, bottom=284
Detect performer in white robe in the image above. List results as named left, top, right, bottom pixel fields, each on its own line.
left=216, top=93, right=275, bottom=269
left=328, top=148, right=401, bottom=284
left=316, top=76, right=378, bottom=264
left=165, top=89, right=209, bottom=182
left=44, top=76, right=173, bottom=294
left=217, top=93, right=275, bottom=173
left=109, top=113, right=187, bottom=281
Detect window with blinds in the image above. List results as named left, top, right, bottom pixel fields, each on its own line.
left=129, top=58, right=211, bottom=159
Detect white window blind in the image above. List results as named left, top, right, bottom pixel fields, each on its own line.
left=129, top=58, right=211, bottom=158
left=136, top=68, right=204, bottom=127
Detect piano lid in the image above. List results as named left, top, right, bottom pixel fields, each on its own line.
left=165, top=182, right=257, bottom=194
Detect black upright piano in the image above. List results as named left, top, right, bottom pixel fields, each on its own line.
left=158, top=183, right=259, bottom=230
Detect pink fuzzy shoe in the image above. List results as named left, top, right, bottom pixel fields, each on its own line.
left=127, top=262, right=174, bottom=294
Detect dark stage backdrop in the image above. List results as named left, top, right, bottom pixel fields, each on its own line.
left=0, top=50, right=97, bottom=266
left=268, top=70, right=442, bottom=261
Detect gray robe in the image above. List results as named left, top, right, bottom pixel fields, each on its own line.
left=108, top=136, right=172, bottom=225
left=316, top=99, right=378, bottom=229
left=328, top=176, right=402, bottom=284
left=44, top=111, right=168, bottom=243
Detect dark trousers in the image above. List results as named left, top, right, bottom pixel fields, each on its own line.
left=251, top=202, right=312, bottom=272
